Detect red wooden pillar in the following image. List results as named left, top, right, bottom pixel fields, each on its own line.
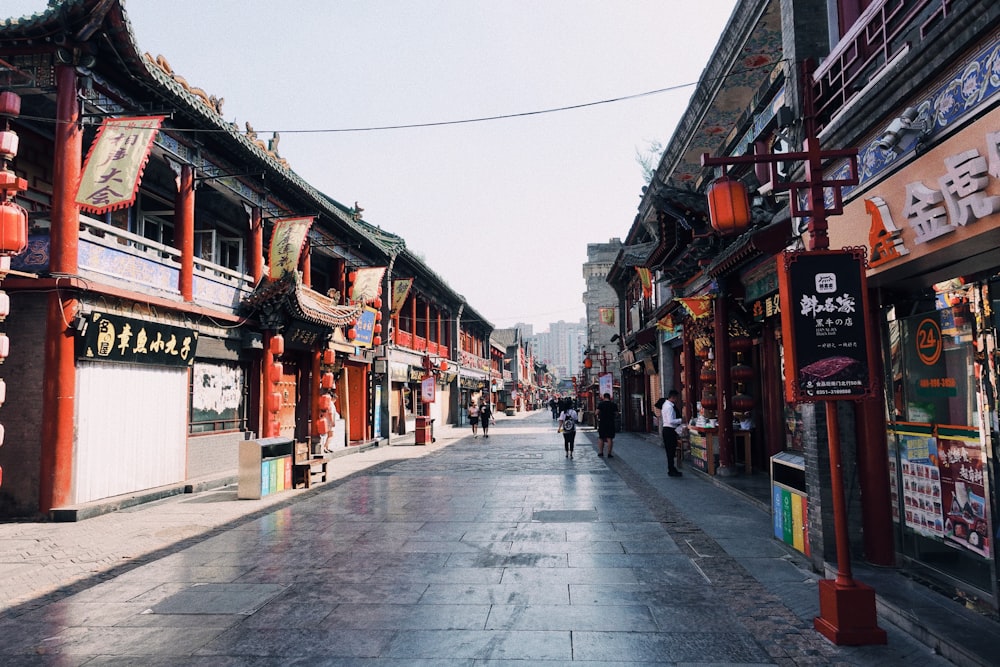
left=249, top=207, right=263, bottom=283
left=176, top=165, right=194, bottom=302
left=714, top=296, right=734, bottom=475
left=39, top=64, right=81, bottom=512
left=300, top=244, right=311, bottom=287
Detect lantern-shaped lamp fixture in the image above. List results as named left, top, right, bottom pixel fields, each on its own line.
left=707, top=175, right=751, bottom=235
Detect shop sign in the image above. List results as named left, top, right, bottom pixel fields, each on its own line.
left=351, top=307, right=377, bottom=347
left=750, top=293, right=781, bottom=322
left=408, top=368, right=427, bottom=381
left=598, top=372, right=613, bottom=398
left=777, top=249, right=876, bottom=402
left=77, top=311, right=198, bottom=367
left=389, top=363, right=409, bottom=382
left=285, top=320, right=326, bottom=350
left=421, top=375, right=436, bottom=403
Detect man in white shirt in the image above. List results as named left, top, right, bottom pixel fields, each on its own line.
left=656, top=389, right=684, bottom=477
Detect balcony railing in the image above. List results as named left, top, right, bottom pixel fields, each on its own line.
left=813, top=0, right=954, bottom=128
left=13, top=215, right=253, bottom=312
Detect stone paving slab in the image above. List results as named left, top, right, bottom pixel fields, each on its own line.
left=0, top=410, right=984, bottom=665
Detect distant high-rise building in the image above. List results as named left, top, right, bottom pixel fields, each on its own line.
left=531, top=319, right=586, bottom=380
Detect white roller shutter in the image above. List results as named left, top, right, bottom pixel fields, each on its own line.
left=75, top=361, right=187, bottom=503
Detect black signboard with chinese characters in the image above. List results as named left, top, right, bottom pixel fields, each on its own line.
left=77, top=312, right=198, bottom=367
left=777, top=249, right=877, bottom=402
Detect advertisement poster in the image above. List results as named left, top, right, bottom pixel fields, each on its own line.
left=937, top=427, right=991, bottom=558
left=777, top=249, right=875, bottom=402
left=421, top=375, right=435, bottom=404
left=895, top=426, right=945, bottom=539
left=598, top=372, right=613, bottom=398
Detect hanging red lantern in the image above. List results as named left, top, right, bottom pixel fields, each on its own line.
left=584, top=357, right=593, bottom=369
left=374, top=323, right=382, bottom=334
left=375, top=311, right=382, bottom=321
left=318, top=394, right=332, bottom=412
left=699, top=361, right=716, bottom=384
left=732, top=393, right=755, bottom=413
left=0, top=200, right=27, bottom=256
left=373, top=297, right=383, bottom=310
left=321, top=372, right=334, bottom=389
left=348, top=270, right=357, bottom=283
left=347, top=328, right=357, bottom=341
left=439, top=360, right=448, bottom=371
left=731, top=363, right=754, bottom=384
left=701, top=389, right=718, bottom=411
left=0, top=131, right=19, bottom=159
left=707, top=175, right=751, bottom=235
left=314, top=417, right=329, bottom=435
left=322, top=349, right=335, bottom=365
left=266, top=391, right=282, bottom=413
left=373, top=335, right=382, bottom=346
left=730, top=336, right=752, bottom=354
left=269, top=334, right=284, bottom=356
left=0, top=91, right=21, bottom=117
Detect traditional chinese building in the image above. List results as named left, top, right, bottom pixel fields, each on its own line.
left=0, top=0, right=465, bottom=518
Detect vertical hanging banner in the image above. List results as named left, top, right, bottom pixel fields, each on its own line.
left=391, top=278, right=414, bottom=314
left=75, top=116, right=164, bottom=213
left=777, top=249, right=877, bottom=402
left=268, top=217, right=313, bottom=280
left=636, top=267, right=653, bottom=298
left=350, top=266, right=387, bottom=303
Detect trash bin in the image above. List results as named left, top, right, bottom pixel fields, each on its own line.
left=415, top=416, right=432, bottom=445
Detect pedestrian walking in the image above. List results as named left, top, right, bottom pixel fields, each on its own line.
left=655, top=390, right=685, bottom=476
left=558, top=398, right=578, bottom=458
left=595, top=392, right=618, bottom=458
left=480, top=400, right=492, bottom=438
left=468, top=401, right=480, bottom=436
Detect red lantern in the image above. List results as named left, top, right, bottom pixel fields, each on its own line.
left=699, top=362, right=716, bottom=384
left=266, top=391, right=282, bottom=413
left=0, top=131, right=19, bottom=159
left=701, top=389, right=718, bottom=411
left=0, top=91, right=21, bottom=117
left=374, top=323, right=382, bottom=334
left=347, top=328, right=357, bottom=341
left=318, top=394, right=332, bottom=412
left=314, top=417, right=328, bottom=435
left=322, top=349, right=335, bottom=365
left=269, top=334, right=284, bottom=356
left=730, top=336, right=752, bottom=354
left=348, top=271, right=357, bottom=283
left=707, top=175, right=751, bottom=235
left=583, top=357, right=593, bottom=369
left=0, top=200, right=27, bottom=256
left=373, top=335, right=382, bottom=346
left=321, top=372, right=334, bottom=389
left=439, top=360, right=448, bottom=372
left=271, top=362, right=283, bottom=380
left=375, top=311, right=382, bottom=321
left=373, top=297, right=383, bottom=309
left=732, top=392, right=755, bottom=412
left=731, top=363, right=754, bottom=384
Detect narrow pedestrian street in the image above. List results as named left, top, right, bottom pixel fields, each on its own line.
left=0, top=411, right=953, bottom=665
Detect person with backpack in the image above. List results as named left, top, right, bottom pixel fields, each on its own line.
left=558, top=398, right=578, bottom=458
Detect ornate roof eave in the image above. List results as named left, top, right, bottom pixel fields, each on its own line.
left=242, top=274, right=364, bottom=330
left=706, top=206, right=793, bottom=278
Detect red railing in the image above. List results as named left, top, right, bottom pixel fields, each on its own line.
left=812, top=0, right=953, bottom=128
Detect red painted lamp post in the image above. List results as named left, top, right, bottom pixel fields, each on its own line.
left=701, top=61, right=885, bottom=646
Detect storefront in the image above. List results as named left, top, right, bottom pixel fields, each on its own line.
left=826, top=72, right=1000, bottom=607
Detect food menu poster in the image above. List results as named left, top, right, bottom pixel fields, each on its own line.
left=892, top=424, right=991, bottom=559
left=937, top=427, right=991, bottom=558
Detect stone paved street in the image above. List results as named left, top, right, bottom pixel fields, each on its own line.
left=0, top=410, right=960, bottom=664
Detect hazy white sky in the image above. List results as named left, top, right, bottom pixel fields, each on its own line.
left=6, top=0, right=738, bottom=331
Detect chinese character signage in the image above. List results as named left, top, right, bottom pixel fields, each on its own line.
left=421, top=375, right=436, bottom=403
left=351, top=307, right=377, bottom=347
left=777, top=249, right=876, bottom=402
left=77, top=312, right=198, bottom=367
left=349, top=267, right=387, bottom=303
left=76, top=116, right=164, bottom=213
left=269, top=217, right=313, bottom=280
